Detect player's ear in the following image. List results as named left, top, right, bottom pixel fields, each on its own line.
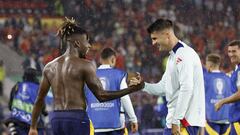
left=166, top=28, right=173, bottom=37
left=110, top=56, right=116, bottom=66
left=99, top=57, right=103, bottom=64
left=209, top=63, right=214, bottom=71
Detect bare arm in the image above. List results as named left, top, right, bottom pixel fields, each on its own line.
left=215, top=87, right=240, bottom=111
left=30, top=68, right=50, bottom=129
left=84, top=63, right=144, bottom=102
left=222, top=88, right=240, bottom=104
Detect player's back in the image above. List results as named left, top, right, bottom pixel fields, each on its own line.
left=44, top=55, right=88, bottom=110
left=204, top=72, right=232, bottom=122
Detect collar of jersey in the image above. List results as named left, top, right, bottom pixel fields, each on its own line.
left=169, top=40, right=184, bottom=54
left=98, top=64, right=113, bottom=69
left=211, top=70, right=221, bottom=73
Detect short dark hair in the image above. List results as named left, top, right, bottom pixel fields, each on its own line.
left=147, top=18, right=174, bottom=34
left=227, top=40, right=240, bottom=47
left=23, top=67, right=38, bottom=83
left=206, top=53, right=221, bottom=65
left=101, top=47, right=116, bottom=60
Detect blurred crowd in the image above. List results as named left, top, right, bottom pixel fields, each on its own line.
left=66, top=0, right=240, bottom=74
left=0, top=0, right=240, bottom=132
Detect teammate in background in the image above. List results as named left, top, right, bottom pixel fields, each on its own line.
left=204, top=53, right=232, bottom=135
left=28, top=18, right=144, bottom=135
left=4, top=68, right=46, bottom=135
left=215, top=40, right=240, bottom=135
left=130, top=18, right=205, bottom=135
left=85, top=47, right=138, bottom=135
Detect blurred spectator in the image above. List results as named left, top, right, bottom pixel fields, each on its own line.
left=140, top=96, right=155, bottom=129
left=4, top=68, right=47, bottom=135
left=155, top=96, right=168, bottom=128
left=1, top=0, right=239, bottom=79
left=0, top=60, right=5, bottom=97
left=54, top=0, right=64, bottom=16
left=22, top=54, right=42, bottom=73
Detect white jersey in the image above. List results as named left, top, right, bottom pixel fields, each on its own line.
left=143, top=41, right=205, bottom=128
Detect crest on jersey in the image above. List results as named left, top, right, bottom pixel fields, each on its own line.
left=214, top=78, right=224, bottom=96
left=176, top=57, right=182, bottom=64
left=19, top=83, right=30, bottom=100
left=22, top=83, right=27, bottom=94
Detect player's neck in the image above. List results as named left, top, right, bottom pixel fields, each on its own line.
left=64, top=45, right=81, bottom=57
left=232, top=61, right=240, bottom=66
left=210, top=67, right=220, bottom=72
left=101, top=61, right=110, bottom=65
left=170, top=36, right=179, bottom=50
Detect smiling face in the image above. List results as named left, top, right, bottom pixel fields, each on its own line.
left=228, top=45, right=240, bottom=65
left=150, top=30, right=171, bottom=51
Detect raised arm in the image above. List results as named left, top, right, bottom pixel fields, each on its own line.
left=215, top=68, right=240, bottom=111
left=215, top=87, right=240, bottom=111
left=128, top=71, right=166, bottom=96
left=84, top=62, right=144, bottom=102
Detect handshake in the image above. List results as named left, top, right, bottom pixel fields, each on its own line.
left=127, top=72, right=145, bottom=91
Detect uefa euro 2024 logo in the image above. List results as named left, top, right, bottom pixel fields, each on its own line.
left=215, top=78, right=224, bottom=97
left=19, top=83, right=30, bottom=100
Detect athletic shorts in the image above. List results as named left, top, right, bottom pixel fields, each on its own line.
left=49, top=109, right=94, bottom=135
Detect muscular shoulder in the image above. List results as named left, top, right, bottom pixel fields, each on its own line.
left=42, top=60, right=54, bottom=74
left=81, top=59, right=96, bottom=72
left=42, top=57, right=60, bottom=72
